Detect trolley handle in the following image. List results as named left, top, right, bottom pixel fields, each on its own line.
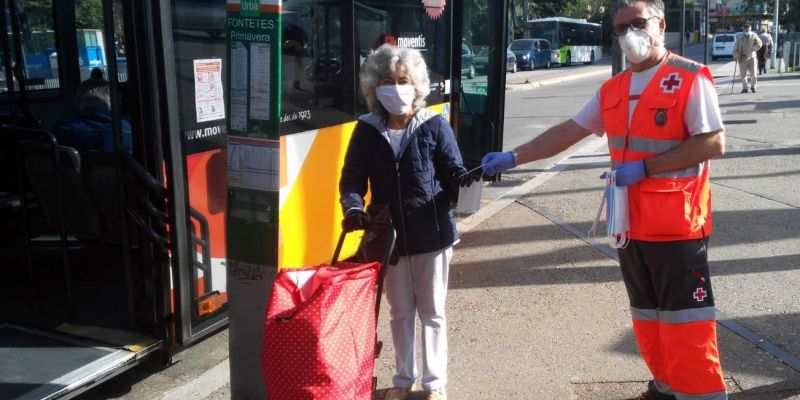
left=331, top=220, right=396, bottom=267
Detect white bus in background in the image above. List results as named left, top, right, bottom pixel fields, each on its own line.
left=525, top=17, right=603, bottom=66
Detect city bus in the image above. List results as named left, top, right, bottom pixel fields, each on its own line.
left=525, top=16, right=603, bottom=66
left=0, top=0, right=508, bottom=398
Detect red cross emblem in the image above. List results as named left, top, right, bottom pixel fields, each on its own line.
left=659, top=72, right=683, bottom=94
left=693, top=287, right=707, bottom=302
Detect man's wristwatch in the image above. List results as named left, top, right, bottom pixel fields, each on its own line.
left=511, top=150, right=519, bottom=167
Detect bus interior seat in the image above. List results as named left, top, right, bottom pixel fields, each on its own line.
left=81, top=151, right=139, bottom=245
left=19, top=139, right=105, bottom=240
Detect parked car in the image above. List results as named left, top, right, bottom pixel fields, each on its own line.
left=506, top=48, right=517, bottom=73
left=461, top=43, right=475, bottom=79
left=510, top=38, right=555, bottom=70
left=473, top=47, right=518, bottom=73
left=711, top=33, right=736, bottom=60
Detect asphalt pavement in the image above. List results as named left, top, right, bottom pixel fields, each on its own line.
left=76, top=47, right=800, bottom=400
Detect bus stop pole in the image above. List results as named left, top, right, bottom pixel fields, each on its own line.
left=679, top=0, right=686, bottom=56
left=704, top=0, right=710, bottom=65
left=771, top=0, right=778, bottom=69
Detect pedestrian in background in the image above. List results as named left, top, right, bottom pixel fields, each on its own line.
left=481, top=0, right=728, bottom=399
left=732, top=24, right=762, bottom=92
left=339, top=44, right=475, bottom=400
left=757, top=28, right=774, bottom=74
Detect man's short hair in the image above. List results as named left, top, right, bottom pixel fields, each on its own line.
left=615, top=0, right=665, bottom=18
left=743, top=24, right=751, bottom=29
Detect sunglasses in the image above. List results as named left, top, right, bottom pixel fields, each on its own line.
left=613, top=16, right=660, bottom=37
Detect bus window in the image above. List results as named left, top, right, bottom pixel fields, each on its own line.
left=282, top=2, right=355, bottom=135
left=354, top=0, right=451, bottom=115
left=74, top=0, right=127, bottom=83
left=1, top=1, right=59, bottom=92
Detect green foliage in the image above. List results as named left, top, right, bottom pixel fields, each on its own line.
left=21, top=0, right=105, bottom=31
left=465, top=0, right=489, bottom=45
left=75, top=0, right=104, bottom=30
left=743, top=0, right=800, bottom=28
left=528, top=0, right=567, bottom=18
left=563, top=0, right=610, bottom=21
left=22, top=0, right=53, bottom=31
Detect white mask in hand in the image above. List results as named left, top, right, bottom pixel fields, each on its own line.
left=618, top=29, right=652, bottom=64
left=376, top=84, right=416, bottom=115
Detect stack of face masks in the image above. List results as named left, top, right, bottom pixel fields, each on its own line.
left=589, top=170, right=630, bottom=249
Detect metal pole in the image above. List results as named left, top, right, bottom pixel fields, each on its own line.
left=771, top=0, right=778, bottom=69
left=612, top=33, right=625, bottom=76
left=680, top=0, right=686, bottom=55
left=704, top=0, right=710, bottom=64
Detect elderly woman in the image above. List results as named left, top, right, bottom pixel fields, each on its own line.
left=339, top=44, right=474, bottom=400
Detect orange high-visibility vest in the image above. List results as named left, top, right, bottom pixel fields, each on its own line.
left=599, top=52, right=714, bottom=242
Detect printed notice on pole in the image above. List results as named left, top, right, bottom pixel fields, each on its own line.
left=227, top=137, right=279, bottom=191
left=249, top=43, right=270, bottom=121
left=193, top=59, right=225, bottom=123
left=230, top=42, right=249, bottom=132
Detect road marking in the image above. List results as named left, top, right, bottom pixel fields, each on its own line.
left=162, top=359, right=229, bottom=400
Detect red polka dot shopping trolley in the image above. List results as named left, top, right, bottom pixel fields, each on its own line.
left=261, top=220, right=396, bottom=399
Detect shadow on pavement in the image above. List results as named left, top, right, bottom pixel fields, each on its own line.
left=713, top=170, right=800, bottom=181
left=456, top=206, right=799, bottom=256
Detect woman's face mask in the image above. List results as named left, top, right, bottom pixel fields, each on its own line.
left=376, top=84, right=416, bottom=115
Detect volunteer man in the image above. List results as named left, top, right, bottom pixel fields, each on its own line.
left=733, top=24, right=762, bottom=92
left=481, top=0, right=727, bottom=399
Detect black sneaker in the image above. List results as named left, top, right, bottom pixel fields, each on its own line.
left=741, top=88, right=749, bottom=93
left=751, top=87, right=756, bottom=93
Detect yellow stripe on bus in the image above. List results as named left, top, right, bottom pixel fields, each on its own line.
left=278, top=104, right=448, bottom=269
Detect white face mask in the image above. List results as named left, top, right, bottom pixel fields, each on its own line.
left=376, top=84, right=416, bottom=115
left=618, top=28, right=652, bottom=64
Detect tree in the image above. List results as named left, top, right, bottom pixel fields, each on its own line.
left=528, top=0, right=568, bottom=19
left=743, top=0, right=800, bottom=30
left=75, top=0, right=104, bottom=30
left=563, top=0, right=609, bottom=21
left=21, top=0, right=53, bottom=31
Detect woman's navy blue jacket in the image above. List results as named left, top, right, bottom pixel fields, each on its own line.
left=339, top=109, right=467, bottom=258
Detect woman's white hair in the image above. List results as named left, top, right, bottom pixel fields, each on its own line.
left=360, top=44, right=430, bottom=118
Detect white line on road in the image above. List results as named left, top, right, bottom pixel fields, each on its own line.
left=162, top=359, right=229, bottom=400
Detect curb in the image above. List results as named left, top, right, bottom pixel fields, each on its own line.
left=506, top=67, right=611, bottom=91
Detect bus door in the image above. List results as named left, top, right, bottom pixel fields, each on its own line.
left=164, top=0, right=231, bottom=345
left=453, top=0, right=509, bottom=169
left=0, top=0, right=173, bottom=398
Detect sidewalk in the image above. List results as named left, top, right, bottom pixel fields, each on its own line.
left=367, top=64, right=800, bottom=399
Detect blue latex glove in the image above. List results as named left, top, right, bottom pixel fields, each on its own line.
left=481, top=151, right=515, bottom=176
left=613, top=160, right=647, bottom=186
